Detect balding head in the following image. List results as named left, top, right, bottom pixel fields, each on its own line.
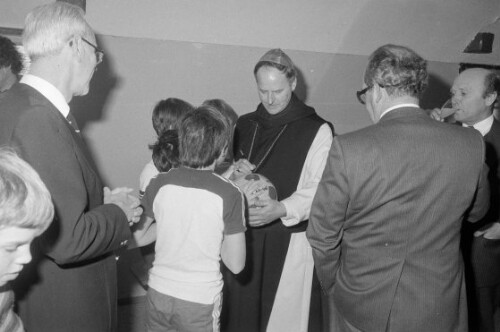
left=451, top=68, right=498, bottom=126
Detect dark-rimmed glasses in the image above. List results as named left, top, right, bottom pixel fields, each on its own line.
left=81, top=37, right=104, bottom=65
left=356, top=86, right=372, bottom=105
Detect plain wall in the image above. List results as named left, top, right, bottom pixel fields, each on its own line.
left=67, top=35, right=459, bottom=193
left=1, top=0, right=498, bottom=64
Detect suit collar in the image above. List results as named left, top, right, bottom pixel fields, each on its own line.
left=20, top=74, right=70, bottom=118
left=465, top=115, right=493, bottom=137
left=380, top=103, right=419, bottom=119
left=485, top=117, right=500, bottom=140
left=15, top=83, right=101, bottom=179
left=378, top=106, right=428, bottom=123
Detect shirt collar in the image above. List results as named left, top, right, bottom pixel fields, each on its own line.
left=463, top=115, right=493, bottom=137
left=20, top=74, right=70, bottom=118
left=380, top=103, right=420, bottom=119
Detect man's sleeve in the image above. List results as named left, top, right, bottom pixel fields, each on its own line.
left=306, top=137, right=349, bottom=294
left=467, top=161, right=490, bottom=223
left=12, top=108, right=130, bottom=265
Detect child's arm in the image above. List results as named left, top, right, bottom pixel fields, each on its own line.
left=221, top=232, right=246, bottom=274
left=128, top=215, right=157, bottom=248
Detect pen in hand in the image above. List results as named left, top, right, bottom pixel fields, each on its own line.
left=234, top=149, right=256, bottom=175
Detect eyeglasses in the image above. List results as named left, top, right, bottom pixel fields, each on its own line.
left=356, top=86, right=372, bottom=105
left=356, top=83, right=405, bottom=104
left=81, top=37, right=104, bottom=65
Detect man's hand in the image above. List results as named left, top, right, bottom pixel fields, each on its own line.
left=474, top=222, right=500, bottom=240
left=104, top=187, right=143, bottom=225
left=248, top=199, right=286, bottom=227
left=429, top=108, right=444, bottom=122
left=430, top=107, right=457, bottom=123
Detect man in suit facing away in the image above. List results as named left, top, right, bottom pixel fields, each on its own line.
left=0, top=3, right=142, bottom=331
left=307, top=44, right=490, bottom=332
left=432, top=68, right=500, bottom=332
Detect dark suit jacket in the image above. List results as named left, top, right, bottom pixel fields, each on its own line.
left=0, top=83, right=131, bottom=332
left=307, top=107, right=489, bottom=332
left=470, top=118, right=500, bottom=287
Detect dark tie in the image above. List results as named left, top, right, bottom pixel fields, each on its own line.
left=66, top=112, right=80, bottom=133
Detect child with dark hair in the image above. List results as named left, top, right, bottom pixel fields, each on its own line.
left=202, top=99, right=238, bottom=131
left=0, top=35, right=24, bottom=92
left=150, top=130, right=180, bottom=173
left=139, top=98, right=193, bottom=196
left=134, top=98, right=192, bottom=288
left=152, top=98, right=192, bottom=136
left=133, top=106, right=246, bottom=332
left=202, top=99, right=239, bottom=174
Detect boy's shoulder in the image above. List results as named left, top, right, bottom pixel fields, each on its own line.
left=191, top=170, right=243, bottom=199
left=210, top=172, right=243, bottom=195
left=149, top=167, right=241, bottom=196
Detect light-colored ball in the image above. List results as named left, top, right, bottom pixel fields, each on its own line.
left=233, top=173, right=277, bottom=208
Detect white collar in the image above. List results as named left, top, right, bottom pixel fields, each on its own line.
left=20, top=74, right=70, bottom=118
left=463, top=115, right=493, bottom=137
left=380, top=103, right=420, bottom=119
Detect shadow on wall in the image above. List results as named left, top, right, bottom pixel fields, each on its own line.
left=68, top=36, right=120, bottom=183
left=70, top=36, right=120, bottom=131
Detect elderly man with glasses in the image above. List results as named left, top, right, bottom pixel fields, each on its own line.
left=307, top=44, right=490, bottom=332
left=0, top=3, right=142, bottom=331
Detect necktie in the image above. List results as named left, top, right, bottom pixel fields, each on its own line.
left=66, top=112, right=80, bottom=134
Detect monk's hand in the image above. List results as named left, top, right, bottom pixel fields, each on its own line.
left=248, top=199, right=286, bottom=227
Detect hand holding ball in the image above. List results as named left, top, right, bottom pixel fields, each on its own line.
left=233, top=173, right=277, bottom=208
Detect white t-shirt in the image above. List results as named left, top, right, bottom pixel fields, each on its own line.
left=142, top=167, right=246, bottom=304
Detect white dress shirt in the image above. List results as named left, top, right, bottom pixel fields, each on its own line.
left=20, top=74, right=70, bottom=118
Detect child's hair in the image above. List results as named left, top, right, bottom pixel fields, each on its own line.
left=0, top=148, right=54, bottom=234
left=152, top=98, right=194, bottom=136
left=202, top=99, right=238, bottom=162
left=179, top=106, right=229, bottom=169
left=0, top=35, right=24, bottom=76
left=151, top=130, right=180, bottom=172
left=202, top=99, right=238, bottom=129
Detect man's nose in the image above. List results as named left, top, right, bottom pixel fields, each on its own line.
left=267, top=93, right=274, bottom=105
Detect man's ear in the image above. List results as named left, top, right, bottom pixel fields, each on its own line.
left=373, top=84, right=384, bottom=103
left=485, top=92, right=498, bottom=108
left=290, top=77, right=297, bottom=91
left=69, top=36, right=84, bottom=60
